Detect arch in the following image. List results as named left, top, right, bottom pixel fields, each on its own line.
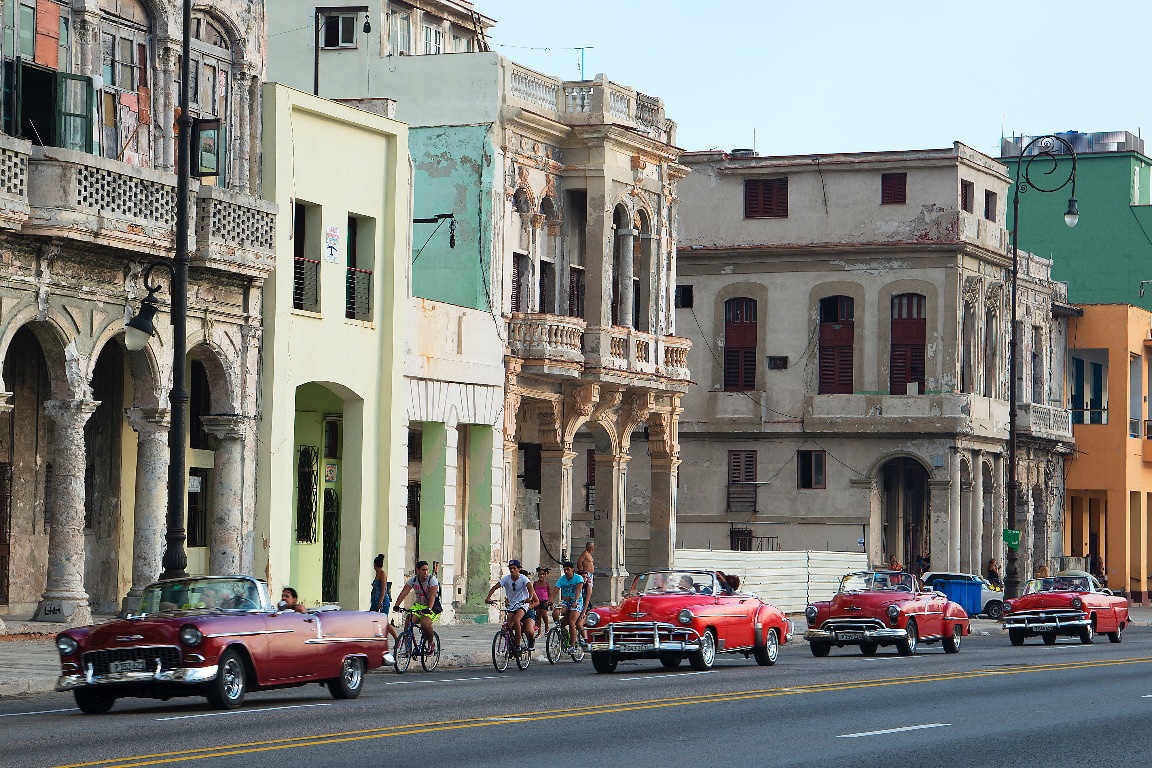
left=712, top=281, right=769, bottom=392
left=877, top=455, right=932, bottom=574
left=610, top=204, right=632, bottom=327
left=867, top=450, right=934, bottom=481
left=89, top=315, right=166, bottom=410
left=187, top=339, right=237, bottom=415
left=0, top=310, right=75, bottom=401
left=810, top=280, right=866, bottom=393
left=539, top=195, right=558, bottom=221
left=191, top=3, right=246, bottom=54
left=512, top=187, right=533, bottom=214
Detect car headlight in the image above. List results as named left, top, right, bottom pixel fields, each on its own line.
left=56, top=634, right=78, bottom=656
left=584, top=611, right=600, bottom=628
left=1072, top=597, right=1083, bottom=610
left=887, top=604, right=900, bottom=618
left=804, top=606, right=817, bottom=626
left=180, top=624, right=203, bottom=646
left=678, top=609, right=694, bottom=625
left=1003, top=601, right=1013, bottom=614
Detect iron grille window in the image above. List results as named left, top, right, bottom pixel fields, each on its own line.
left=744, top=178, right=788, bottom=218
left=984, top=190, right=998, bottom=222
left=345, top=216, right=373, bottom=320
left=322, top=488, right=340, bottom=603
left=961, top=180, right=974, bottom=213
left=187, top=467, right=208, bottom=547
left=881, top=172, right=907, bottom=204
left=296, top=445, right=319, bottom=543
left=797, top=450, right=826, bottom=489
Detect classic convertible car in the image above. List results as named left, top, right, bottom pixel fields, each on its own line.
left=55, top=575, right=391, bottom=713
left=1003, top=570, right=1129, bottom=645
left=804, top=570, right=970, bottom=656
left=583, top=570, right=794, bottom=673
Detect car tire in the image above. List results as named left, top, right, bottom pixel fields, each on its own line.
left=660, top=654, right=683, bottom=669
left=1009, top=629, right=1025, bottom=646
left=1108, top=623, right=1124, bottom=644
left=810, top=641, right=831, bottom=657
left=73, top=689, right=115, bottom=714
left=1042, top=632, right=1057, bottom=645
left=985, top=601, right=1003, bottom=620
left=1080, top=621, right=1095, bottom=645
left=860, top=641, right=879, bottom=656
left=206, top=648, right=247, bottom=709
left=754, top=628, right=779, bottom=666
left=591, top=652, right=617, bottom=674
left=943, top=624, right=962, bottom=654
left=896, top=619, right=918, bottom=656
left=328, top=656, right=365, bottom=700
left=688, top=629, right=716, bottom=671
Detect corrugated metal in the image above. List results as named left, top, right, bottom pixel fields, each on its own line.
left=674, top=549, right=869, bottom=613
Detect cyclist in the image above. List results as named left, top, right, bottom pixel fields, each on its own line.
left=533, top=566, right=553, bottom=637
left=485, top=559, right=539, bottom=654
left=392, top=561, right=440, bottom=651
left=554, top=561, right=584, bottom=650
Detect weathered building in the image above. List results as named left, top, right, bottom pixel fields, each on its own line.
left=667, top=144, right=1073, bottom=579
left=0, top=0, right=272, bottom=626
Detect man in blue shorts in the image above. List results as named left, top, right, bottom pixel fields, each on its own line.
left=554, top=561, right=585, bottom=649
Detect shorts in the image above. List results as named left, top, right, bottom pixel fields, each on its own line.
left=560, top=600, right=583, bottom=614
left=411, top=603, right=441, bottom=622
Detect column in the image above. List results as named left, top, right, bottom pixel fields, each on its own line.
left=616, top=228, right=636, bottom=327
left=850, top=478, right=882, bottom=566
left=420, top=422, right=458, bottom=621
left=992, top=454, right=1006, bottom=568
left=960, top=475, right=973, bottom=573
left=948, top=450, right=961, bottom=571
left=1104, top=489, right=1129, bottom=602
left=33, top=399, right=99, bottom=626
left=649, top=456, right=678, bottom=570
left=539, top=448, right=575, bottom=565
left=121, top=408, right=170, bottom=616
left=593, top=450, right=629, bottom=602
left=970, top=450, right=984, bottom=576
left=156, top=47, right=177, bottom=173
left=928, top=478, right=951, bottom=574
left=464, top=425, right=501, bottom=616
left=201, top=415, right=250, bottom=576
left=236, top=71, right=252, bottom=194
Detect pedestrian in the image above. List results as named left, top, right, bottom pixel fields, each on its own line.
left=887, top=555, right=903, bottom=572
left=1034, top=564, right=1049, bottom=579
left=370, top=553, right=398, bottom=664
left=987, top=558, right=1003, bottom=589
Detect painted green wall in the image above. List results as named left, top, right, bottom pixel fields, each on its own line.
left=410, top=125, right=496, bottom=311
left=1003, top=152, right=1152, bottom=308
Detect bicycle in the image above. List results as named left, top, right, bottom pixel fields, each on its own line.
left=489, top=605, right=532, bottom=672
left=545, top=610, right=585, bottom=664
left=392, top=607, right=441, bottom=673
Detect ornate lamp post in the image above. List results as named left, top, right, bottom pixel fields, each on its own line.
left=1005, top=134, right=1079, bottom=599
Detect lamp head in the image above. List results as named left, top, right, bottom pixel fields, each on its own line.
left=124, top=293, right=161, bottom=352
left=1064, top=197, right=1079, bottom=228
left=363, top=14, right=372, bottom=34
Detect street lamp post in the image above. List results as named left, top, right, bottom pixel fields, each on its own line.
left=1005, top=134, right=1079, bottom=600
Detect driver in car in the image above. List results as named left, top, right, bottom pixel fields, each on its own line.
left=677, top=574, right=696, bottom=592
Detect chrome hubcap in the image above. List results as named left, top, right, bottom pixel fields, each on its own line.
left=767, top=631, right=778, bottom=661
left=344, top=659, right=363, bottom=689
left=222, top=659, right=243, bottom=700
left=702, top=633, right=715, bottom=664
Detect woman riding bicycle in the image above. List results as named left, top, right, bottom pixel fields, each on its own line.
left=485, top=559, right=539, bottom=653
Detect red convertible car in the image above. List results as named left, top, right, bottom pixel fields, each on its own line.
left=583, top=570, right=794, bottom=673
left=55, top=575, right=391, bottom=713
left=1003, top=570, right=1129, bottom=645
left=804, top=570, right=970, bottom=656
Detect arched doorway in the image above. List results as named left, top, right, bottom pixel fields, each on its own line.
left=880, top=457, right=930, bottom=573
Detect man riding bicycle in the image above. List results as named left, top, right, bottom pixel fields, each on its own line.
left=392, top=560, right=440, bottom=650
left=553, top=561, right=585, bottom=649
left=485, top=559, right=539, bottom=654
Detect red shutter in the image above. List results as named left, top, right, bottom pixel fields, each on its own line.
left=881, top=172, right=907, bottom=204
left=35, top=2, right=61, bottom=69
left=745, top=179, right=788, bottom=218
left=818, top=318, right=854, bottom=394
left=723, top=298, right=758, bottom=391
left=890, top=294, right=926, bottom=394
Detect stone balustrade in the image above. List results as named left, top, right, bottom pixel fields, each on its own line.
left=1017, top=402, right=1074, bottom=441
left=0, top=132, right=30, bottom=230
left=194, top=185, right=277, bottom=277
left=804, top=393, right=1012, bottom=440
left=584, top=326, right=691, bottom=383
left=509, top=313, right=586, bottom=368
left=661, top=335, right=691, bottom=380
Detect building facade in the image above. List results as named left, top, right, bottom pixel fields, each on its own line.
left=668, top=144, right=1074, bottom=580
left=0, top=0, right=272, bottom=625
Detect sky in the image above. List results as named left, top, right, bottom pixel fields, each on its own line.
left=479, top=0, right=1146, bottom=158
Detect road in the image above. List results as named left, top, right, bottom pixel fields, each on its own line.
left=3, top=627, right=1151, bottom=768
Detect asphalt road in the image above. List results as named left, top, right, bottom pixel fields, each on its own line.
left=4, top=627, right=1152, bottom=768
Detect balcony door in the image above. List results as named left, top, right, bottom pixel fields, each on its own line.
left=818, top=295, right=854, bottom=394
left=890, top=293, right=926, bottom=395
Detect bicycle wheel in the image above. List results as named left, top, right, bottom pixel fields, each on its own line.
left=545, top=627, right=562, bottom=664
left=492, top=631, right=510, bottom=672
left=420, top=631, right=441, bottom=672
left=393, top=631, right=414, bottom=673
left=515, top=639, right=532, bottom=670
left=569, top=630, right=586, bottom=662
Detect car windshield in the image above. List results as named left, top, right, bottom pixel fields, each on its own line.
left=629, top=571, right=717, bottom=595
left=1024, top=576, right=1091, bottom=594
left=139, top=578, right=265, bottom=614
left=839, top=571, right=915, bottom=593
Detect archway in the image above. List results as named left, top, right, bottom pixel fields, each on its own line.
left=879, top=456, right=930, bottom=574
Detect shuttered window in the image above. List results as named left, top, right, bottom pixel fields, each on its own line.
left=727, top=450, right=757, bottom=512
left=723, top=297, right=757, bottom=391
left=890, top=293, right=926, bottom=395
left=818, top=296, right=854, bottom=394
left=568, top=266, right=585, bottom=318
left=881, top=172, right=907, bottom=204
left=510, top=253, right=523, bottom=313
left=745, top=178, right=788, bottom=218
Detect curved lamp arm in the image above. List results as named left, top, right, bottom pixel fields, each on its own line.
left=125, top=261, right=175, bottom=351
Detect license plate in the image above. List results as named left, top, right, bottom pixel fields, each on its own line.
left=618, top=644, right=652, bottom=653
left=109, top=659, right=147, bottom=673
left=1031, top=624, right=1055, bottom=632
left=837, top=632, right=864, bottom=641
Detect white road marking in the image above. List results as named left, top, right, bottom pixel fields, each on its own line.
left=0, top=708, right=78, bottom=718
left=382, top=676, right=500, bottom=686
left=155, top=703, right=332, bottom=721
left=861, top=656, right=923, bottom=661
left=487, top=717, right=529, bottom=722
left=619, top=671, right=712, bottom=681
left=1141, top=695, right=1152, bottom=698
left=838, top=723, right=951, bottom=739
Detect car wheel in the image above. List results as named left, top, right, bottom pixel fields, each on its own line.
left=860, top=641, right=879, bottom=656
left=420, top=631, right=441, bottom=672
left=688, top=629, right=716, bottom=671
left=1009, top=629, right=1025, bottom=646
left=810, top=641, right=831, bottom=657
left=660, top=654, right=683, bottom=669
left=394, top=633, right=414, bottom=673
left=943, top=624, right=962, bottom=654
left=1042, top=632, right=1057, bottom=645
left=1080, top=620, right=1095, bottom=645
left=491, top=633, right=510, bottom=673
left=206, top=649, right=247, bottom=709
left=1108, top=623, right=1124, bottom=644
left=73, top=689, right=115, bottom=714
left=896, top=619, right=918, bottom=656
left=985, top=601, right=1003, bottom=620
left=591, top=652, right=618, bottom=674
left=754, top=628, right=780, bottom=666
left=328, top=656, right=365, bottom=699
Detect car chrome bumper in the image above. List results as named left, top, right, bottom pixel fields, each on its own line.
left=1004, top=611, right=1090, bottom=634
left=56, top=664, right=219, bottom=691
left=585, top=622, right=702, bottom=654
left=804, top=627, right=908, bottom=643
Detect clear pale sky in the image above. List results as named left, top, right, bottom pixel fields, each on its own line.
left=480, top=0, right=1142, bottom=157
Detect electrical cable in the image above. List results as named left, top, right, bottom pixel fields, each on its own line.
left=411, top=217, right=447, bottom=264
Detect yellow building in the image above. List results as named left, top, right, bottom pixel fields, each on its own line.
left=1066, top=304, right=1152, bottom=604
left=257, top=85, right=409, bottom=609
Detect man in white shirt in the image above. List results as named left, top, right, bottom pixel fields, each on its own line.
left=485, top=559, right=540, bottom=654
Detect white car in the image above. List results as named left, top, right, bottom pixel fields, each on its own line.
left=921, top=572, right=1004, bottom=619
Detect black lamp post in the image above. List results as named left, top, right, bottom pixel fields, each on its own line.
left=1005, top=134, right=1079, bottom=600
left=314, top=6, right=372, bottom=96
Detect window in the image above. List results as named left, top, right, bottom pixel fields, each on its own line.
left=568, top=266, right=585, bottom=318
left=346, top=214, right=375, bottom=320
left=890, top=293, right=926, bottom=395
left=727, top=450, right=756, bottom=512
left=293, top=202, right=321, bottom=312
left=323, top=418, right=342, bottom=459
left=881, top=172, right=907, bottom=204
left=767, top=356, right=788, bottom=369
left=510, top=253, right=528, bottom=313
left=296, top=446, right=319, bottom=543
left=1071, top=349, right=1108, bottom=424
left=321, top=13, right=357, bottom=48
left=187, top=13, right=233, bottom=181
left=97, top=8, right=152, bottom=166
left=984, top=190, right=997, bottom=222
left=674, top=285, right=694, bottom=309
left=451, top=33, right=472, bottom=53
left=540, top=261, right=556, bottom=313
left=422, top=23, right=442, bottom=54
left=961, top=180, right=974, bottom=213
left=797, top=450, right=826, bottom=489
left=745, top=178, right=787, bottom=218
left=187, top=468, right=209, bottom=547
left=723, top=297, right=757, bottom=391
left=389, top=9, right=411, bottom=55
left=818, top=295, right=854, bottom=394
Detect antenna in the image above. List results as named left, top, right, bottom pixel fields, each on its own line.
left=753, top=128, right=757, bottom=155
left=577, top=46, right=593, bottom=79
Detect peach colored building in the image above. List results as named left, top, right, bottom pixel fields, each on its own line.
left=1066, top=304, right=1152, bottom=604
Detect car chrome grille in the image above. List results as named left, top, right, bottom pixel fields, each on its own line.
left=81, top=646, right=182, bottom=676
left=822, top=618, right=886, bottom=633
left=586, top=621, right=696, bottom=644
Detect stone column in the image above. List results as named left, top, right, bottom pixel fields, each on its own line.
left=971, top=450, right=984, bottom=576
left=960, top=474, right=973, bottom=573
left=928, top=478, right=951, bottom=575
left=616, top=228, right=636, bottom=327
left=539, top=448, right=575, bottom=565
left=464, top=425, right=501, bottom=617
left=236, top=70, right=252, bottom=194
left=34, top=399, right=99, bottom=626
left=200, top=415, right=250, bottom=576
left=851, top=477, right=882, bottom=566
left=947, top=450, right=961, bottom=571
left=649, top=456, right=678, bottom=570
left=156, top=47, right=177, bottom=173
left=419, top=421, right=458, bottom=621
left=121, top=408, right=170, bottom=616
left=593, top=450, right=629, bottom=603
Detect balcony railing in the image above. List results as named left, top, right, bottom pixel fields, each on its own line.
left=1132, top=418, right=1143, bottom=439
left=509, top=313, right=586, bottom=367
left=584, top=326, right=691, bottom=383
left=293, top=257, right=320, bottom=312
left=345, top=267, right=373, bottom=321
left=1018, top=403, right=1075, bottom=440
left=1071, top=408, right=1108, bottom=425
left=0, top=132, right=30, bottom=230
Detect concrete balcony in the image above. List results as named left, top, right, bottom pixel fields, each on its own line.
left=1016, top=403, right=1074, bottom=442
left=194, top=185, right=277, bottom=277
left=584, top=326, right=691, bottom=386
left=509, top=313, right=586, bottom=374
left=0, top=133, right=30, bottom=230
left=804, top=393, right=1009, bottom=438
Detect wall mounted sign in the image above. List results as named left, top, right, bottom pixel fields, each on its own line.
left=325, top=226, right=340, bottom=263
left=325, top=463, right=339, bottom=483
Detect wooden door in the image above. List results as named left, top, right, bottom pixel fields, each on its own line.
left=890, top=294, right=926, bottom=395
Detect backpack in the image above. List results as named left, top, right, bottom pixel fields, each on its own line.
left=416, top=576, right=443, bottom=613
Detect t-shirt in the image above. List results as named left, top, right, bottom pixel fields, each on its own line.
left=407, top=574, right=439, bottom=607
left=500, top=574, right=532, bottom=608
left=555, top=573, right=585, bottom=605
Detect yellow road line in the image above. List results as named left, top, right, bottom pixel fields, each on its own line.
left=57, top=655, right=1152, bottom=768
